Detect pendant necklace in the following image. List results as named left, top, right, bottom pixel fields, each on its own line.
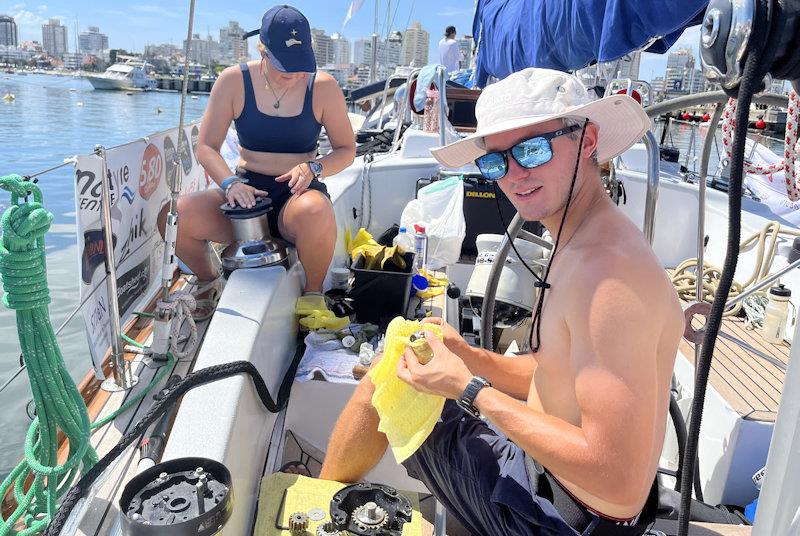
left=263, top=72, right=290, bottom=109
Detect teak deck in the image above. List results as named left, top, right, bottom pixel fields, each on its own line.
left=679, top=306, right=790, bottom=422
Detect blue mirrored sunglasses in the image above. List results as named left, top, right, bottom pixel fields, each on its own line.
left=474, top=124, right=581, bottom=181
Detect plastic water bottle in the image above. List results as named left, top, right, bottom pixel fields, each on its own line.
left=763, top=284, right=792, bottom=344
left=393, top=226, right=415, bottom=253
left=413, top=224, right=428, bottom=271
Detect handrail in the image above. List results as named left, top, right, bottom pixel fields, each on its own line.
left=645, top=91, right=788, bottom=118
left=436, top=65, right=448, bottom=149
left=391, top=68, right=421, bottom=149
left=642, top=131, right=660, bottom=244
left=376, top=74, right=407, bottom=130
left=725, top=256, right=800, bottom=310
left=96, top=145, right=138, bottom=392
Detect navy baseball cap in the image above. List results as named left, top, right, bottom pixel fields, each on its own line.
left=244, top=5, right=316, bottom=73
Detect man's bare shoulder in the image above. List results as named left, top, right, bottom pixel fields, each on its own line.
left=560, top=218, right=683, bottom=348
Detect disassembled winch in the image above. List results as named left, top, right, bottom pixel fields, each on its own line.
left=329, top=482, right=412, bottom=536
left=119, top=457, right=232, bottom=536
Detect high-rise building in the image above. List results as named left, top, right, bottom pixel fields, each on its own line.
left=457, top=36, right=473, bottom=69
left=0, top=14, right=18, bottom=47
left=42, top=18, right=68, bottom=59
left=385, top=31, right=402, bottom=67
left=353, top=38, right=369, bottom=65
left=665, top=48, right=695, bottom=95
left=615, top=50, right=641, bottom=80
left=330, top=33, right=351, bottom=65
left=78, top=26, right=108, bottom=55
left=311, top=28, right=334, bottom=66
left=219, top=21, right=248, bottom=65
left=400, top=22, right=428, bottom=67
left=184, top=33, right=221, bottom=66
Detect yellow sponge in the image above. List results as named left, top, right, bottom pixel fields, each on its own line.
left=368, top=317, right=445, bottom=463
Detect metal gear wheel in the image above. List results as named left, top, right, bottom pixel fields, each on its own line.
left=288, top=511, right=309, bottom=534
left=316, top=520, right=341, bottom=536
left=351, top=501, right=389, bottom=532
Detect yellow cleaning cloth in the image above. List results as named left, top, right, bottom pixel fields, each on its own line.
left=253, top=473, right=423, bottom=536
left=369, top=317, right=445, bottom=463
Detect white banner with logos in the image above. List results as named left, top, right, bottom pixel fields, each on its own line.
left=73, top=121, right=218, bottom=374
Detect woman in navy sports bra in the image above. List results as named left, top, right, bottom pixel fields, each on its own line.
left=158, top=5, right=355, bottom=317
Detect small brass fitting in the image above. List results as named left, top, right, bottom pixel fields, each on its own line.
left=408, top=331, right=434, bottom=364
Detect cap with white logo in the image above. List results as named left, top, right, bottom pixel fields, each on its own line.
left=252, top=5, right=316, bottom=73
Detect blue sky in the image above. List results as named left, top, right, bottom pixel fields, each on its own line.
left=5, top=0, right=701, bottom=81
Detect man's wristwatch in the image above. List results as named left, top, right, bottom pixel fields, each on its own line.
left=456, top=376, right=491, bottom=418
left=307, top=160, right=323, bottom=179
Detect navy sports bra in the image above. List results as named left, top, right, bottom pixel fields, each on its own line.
left=233, top=63, right=322, bottom=154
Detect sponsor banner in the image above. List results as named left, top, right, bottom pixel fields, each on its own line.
left=73, top=121, right=210, bottom=372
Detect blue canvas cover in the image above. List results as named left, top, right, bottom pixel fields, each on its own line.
left=472, top=0, right=708, bottom=86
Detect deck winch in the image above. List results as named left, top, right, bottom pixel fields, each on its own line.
left=329, top=482, right=413, bottom=536
left=220, top=197, right=289, bottom=272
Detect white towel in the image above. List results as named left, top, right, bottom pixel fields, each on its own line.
left=295, top=330, right=364, bottom=383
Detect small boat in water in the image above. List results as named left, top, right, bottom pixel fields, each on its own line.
left=83, top=58, right=156, bottom=92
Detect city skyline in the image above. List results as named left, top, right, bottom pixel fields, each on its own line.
left=3, top=1, right=711, bottom=86
left=3, top=1, right=475, bottom=66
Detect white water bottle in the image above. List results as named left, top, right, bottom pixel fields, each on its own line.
left=763, top=284, right=792, bottom=344
left=393, top=226, right=415, bottom=253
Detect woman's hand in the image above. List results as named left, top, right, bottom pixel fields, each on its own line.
left=276, top=163, right=314, bottom=195
left=226, top=182, right=268, bottom=208
left=397, top=332, right=472, bottom=400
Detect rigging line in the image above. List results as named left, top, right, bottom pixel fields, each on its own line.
left=22, top=159, right=75, bottom=181
left=387, top=0, right=402, bottom=35
left=404, top=0, right=416, bottom=31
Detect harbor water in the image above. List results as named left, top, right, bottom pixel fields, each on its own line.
left=0, top=72, right=208, bottom=480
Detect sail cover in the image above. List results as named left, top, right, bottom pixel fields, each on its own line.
left=472, top=0, right=708, bottom=86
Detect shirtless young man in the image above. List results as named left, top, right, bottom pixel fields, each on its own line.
left=321, top=69, right=684, bottom=535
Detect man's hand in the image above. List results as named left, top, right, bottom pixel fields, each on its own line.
left=397, top=332, right=472, bottom=399
left=421, top=317, right=468, bottom=355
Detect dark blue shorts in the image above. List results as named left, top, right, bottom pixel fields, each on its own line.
left=401, top=401, right=653, bottom=536
left=235, top=167, right=330, bottom=242
left=401, top=400, right=578, bottom=536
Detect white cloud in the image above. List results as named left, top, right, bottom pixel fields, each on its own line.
left=10, top=3, right=26, bottom=10
left=12, top=9, right=46, bottom=40
left=37, top=4, right=47, bottom=12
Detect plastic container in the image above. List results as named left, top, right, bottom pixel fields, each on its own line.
left=413, top=224, right=428, bottom=272
left=763, top=284, right=792, bottom=344
left=393, top=226, right=415, bottom=253
left=350, top=251, right=415, bottom=327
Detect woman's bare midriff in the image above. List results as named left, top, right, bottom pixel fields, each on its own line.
left=238, top=146, right=317, bottom=176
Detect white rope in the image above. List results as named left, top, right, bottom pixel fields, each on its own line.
left=157, top=291, right=199, bottom=360
left=721, top=90, right=800, bottom=200
left=743, top=295, right=769, bottom=330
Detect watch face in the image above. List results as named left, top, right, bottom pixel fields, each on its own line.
left=309, top=161, right=322, bottom=177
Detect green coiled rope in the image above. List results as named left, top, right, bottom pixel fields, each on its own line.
left=0, top=175, right=173, bottom=534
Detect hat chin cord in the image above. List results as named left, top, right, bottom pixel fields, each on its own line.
left=492, top=118, right=589, bottom=352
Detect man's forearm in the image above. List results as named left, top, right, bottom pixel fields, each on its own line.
left=456, top=345, right=535, bottom=400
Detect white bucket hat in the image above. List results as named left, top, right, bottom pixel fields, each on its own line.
left=431, top=68, right=652, bottom=168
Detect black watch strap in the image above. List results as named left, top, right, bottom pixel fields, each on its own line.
left=456, top=376, right=491, bottom=418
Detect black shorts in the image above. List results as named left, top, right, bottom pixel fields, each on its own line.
left=235, top=167, right=330, bottom=242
